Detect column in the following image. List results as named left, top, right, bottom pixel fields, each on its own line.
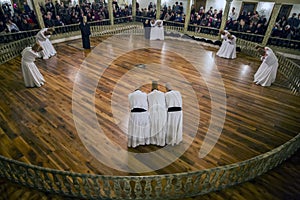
left=219, top=0, right=232, bottom=31
left=156, top=0, right=161, bottom=20
left=184, top=0, right=191, bottom=33
left=108, top=0, right=114, bottom=25
left=32, top=0, right=45, bottom=28
left=261, top=3, right=282, bottom=46
left=132, top=0, right=136, bottom=18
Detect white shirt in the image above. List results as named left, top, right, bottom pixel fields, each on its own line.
left=128, top=90, right=148, bottom=110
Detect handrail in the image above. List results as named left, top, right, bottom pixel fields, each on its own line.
left=1, top=133, right=299, bottom=199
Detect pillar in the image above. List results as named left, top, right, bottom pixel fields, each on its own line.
left=261, top=3, right=282, bottom=46
left=31, top=0, right=45, bottom=28
left=219, top=0, right=232, bottom=31
left=156, top=0, right=161, bottom=20
left=132, top=0, right=136, bottom=18
left=108, top=0, right=114, bottom=25
left=184, top=0, right=191, bottom=33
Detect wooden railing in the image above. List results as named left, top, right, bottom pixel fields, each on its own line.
left=1, top=133, right=299, bottom=199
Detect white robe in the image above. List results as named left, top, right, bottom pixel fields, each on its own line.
left=147, top=89, right=167, bottom=146
left=36, top=28, right=56, bottom=59
left=128, top=90, right=150, bottom=147
left=165, top=90, right=183, bottom=146
left=150, top=20, right=164, bottom=40
left=21, top=47, right=45, bottom=87
left=254, top=47, right=278, bottom=87
left=216, top=30, right=229, bottom=57
left=216, top=34, right=236, bottom=59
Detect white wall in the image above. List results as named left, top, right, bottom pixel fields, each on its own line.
left=289, top=4, right=300, bottom=17
left=205, top=0, right=225, bottom=13
left=256, top=2, right=274, bottom=21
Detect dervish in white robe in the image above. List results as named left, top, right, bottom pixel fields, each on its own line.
left=254, top=47, right=279, bottom=87
left=128, top=89, right=150, bottom=147
left=36, top=28, right=56, bottom=59
left=150, top=20, right=164, bottom=40
left=148, top=88, right=167, bottom=146
left=217, top=34, right=236, bottom=59
left=165, top=88, right=183, bottom=146
left=216, top=30, right=230, bottom=57
left=21, top=46, right=45, bottom=87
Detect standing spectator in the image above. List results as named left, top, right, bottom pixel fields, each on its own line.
left=287, top=13, right=299, bottom=31
left=23, top=2, right=32, bottom=14
left=228, top=7, right=237, bottom=21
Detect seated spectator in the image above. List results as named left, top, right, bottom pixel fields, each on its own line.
left=44, top=12, right=54, bottom=27
left=6, top=19, right=19, bottom=32
left=237, top=19, right=248, bottom=32
left=254, top=23, right=265, bottom=35
left=246, top=21, right=256, bottom=33
left=227, top=20, right=238, bottom=31
left=276, top=16, right=287, bottom=30
left=54, top=15, right=64, bottom=26
left=174, top=13, right=183, bottom=22
left=287, top=13, right=299, bottom=31
left=20, top=18, right=31, bottom=31
left=250, top=11, right=260, bottom=24
left=0, top=21, right=8, bottom=33
left=281, top=24, right=292, bottom=39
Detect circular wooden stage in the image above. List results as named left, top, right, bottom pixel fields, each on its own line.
left=0, top=35, right=299, bottom=180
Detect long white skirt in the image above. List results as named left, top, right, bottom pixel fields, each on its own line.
left=166, top=111, right=183, bottom=146
left=128, top=112, right=150, bottom=148
left=149, top=109, right=167, bottom=146
left=22, top=62, right=45, bottom=87
left=150, top=27, right=164, bottom=40
left=39, top=39, right=56, bottom=59
left=216, top=40, right=227, bottom=57
left=254, top=62, right=278, bottom=86
left=216, top=42, right=236, bottom=59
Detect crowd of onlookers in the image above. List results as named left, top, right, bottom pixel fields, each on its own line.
left=225, top=7, right=268, bottom=35
left=0, top=0, right=299, bottom=40
left=271, top=13, right=300, bottom=40
left=0, top=2, right=39, bottom=33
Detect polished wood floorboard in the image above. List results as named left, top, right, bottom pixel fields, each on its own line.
left=0, top=36, right=299, bottom=177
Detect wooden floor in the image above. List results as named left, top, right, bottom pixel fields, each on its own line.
left=0, top=35, right=299, bottom=197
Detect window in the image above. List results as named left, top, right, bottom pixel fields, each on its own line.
left=240, top=2, right=257, bottom=15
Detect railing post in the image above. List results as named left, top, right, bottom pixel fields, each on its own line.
left=32, top=0, right=45, bottom=28
left=184, top=0, right=191, bottom=33
left=219, top=0, right=232, bottom=32
left=261, top=3, right=282, bottom=46
left=108, top=0, right=114, bottom=25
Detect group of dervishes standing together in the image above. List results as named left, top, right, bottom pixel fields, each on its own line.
left=128, top=81, right=183, bottom=148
